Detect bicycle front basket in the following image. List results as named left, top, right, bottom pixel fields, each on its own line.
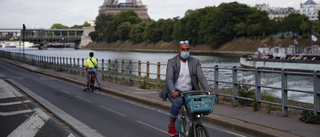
left=186, top=94, right=216, bottom=115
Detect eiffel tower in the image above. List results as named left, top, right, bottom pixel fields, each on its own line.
left=99, top=0, right=150, bottom=20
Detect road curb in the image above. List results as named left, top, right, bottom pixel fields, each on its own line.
left=0, top=57, right=300, bottom=137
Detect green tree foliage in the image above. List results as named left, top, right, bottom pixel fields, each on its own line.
left=104, top=10, right=142, bottom=42
left=90, top=2, right=314, bottom=49
left=129, top=22, right=147, bottom=43
left=51, top=23, right=69, bottom=29
left=115, top=21, right=132, bottom=41
left=95, top=13, right=114, bottom=41
left=280, top=13, right=312, bottom=35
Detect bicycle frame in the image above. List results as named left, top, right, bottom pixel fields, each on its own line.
left=88, top=71, right=95, bottom=92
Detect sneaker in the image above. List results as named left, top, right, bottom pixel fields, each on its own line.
left=168, top=124, right=178, bottom=136
left=99, top=83, right=102, bottom=88
left=83, top=86, right=87, bottom=91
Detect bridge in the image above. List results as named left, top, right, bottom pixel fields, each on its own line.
left=0, top=27, right=94, bottom=49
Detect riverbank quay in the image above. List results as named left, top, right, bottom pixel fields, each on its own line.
left=0, top=57, right=319, bottom=137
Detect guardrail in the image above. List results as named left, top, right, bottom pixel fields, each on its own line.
left=0, top=50, right=319, bottom=116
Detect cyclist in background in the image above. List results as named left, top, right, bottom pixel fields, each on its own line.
left=159, top=40, right=212, bottom=136
left=84, top=52, right=101, bottom=91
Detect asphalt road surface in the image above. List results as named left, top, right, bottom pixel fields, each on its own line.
left=0, top=60, right=247, bottom=137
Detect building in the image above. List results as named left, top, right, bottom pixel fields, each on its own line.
left=300, top=0, right=320, bottom=21
left=256, top=3, right=296, bottom=20
left=99, top=0, right=150, bottom=20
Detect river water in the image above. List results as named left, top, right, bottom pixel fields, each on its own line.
left=1, top=48, right=314, bottom=104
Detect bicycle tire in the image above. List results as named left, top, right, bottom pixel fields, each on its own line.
left=195, top=124, right=209, bottom=137
left=188, top=124, right=209, bottom=137
left=90, top=77, right=95, bottom=92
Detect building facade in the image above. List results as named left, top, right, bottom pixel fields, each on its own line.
left=256, top=3, right=296, bottom=20
left=300, top=0, right=320, bottom=21
left=99, top=0, right=150, bottom=20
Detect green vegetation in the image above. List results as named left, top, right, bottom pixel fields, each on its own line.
left=50, top=21, right=91, bottom=29
left=89, top=2, right=314, bottom=49
left=299, top=110, right=320, bottom=125
left=237, top=78, right=255, bottom=106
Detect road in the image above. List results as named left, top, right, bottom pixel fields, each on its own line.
left=0, top=59, right=247, bottom=137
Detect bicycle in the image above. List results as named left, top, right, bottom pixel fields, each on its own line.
left=172, top=90, right=216, bottom=137
left=84, top=67, right=96, bottom=92
left=87, top=71, right=95, bottom=92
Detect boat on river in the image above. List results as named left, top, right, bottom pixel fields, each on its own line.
left=240, top=44, right=320, bottom=71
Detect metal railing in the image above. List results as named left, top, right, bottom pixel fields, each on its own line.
left=0, top=50, right=319, bottom=116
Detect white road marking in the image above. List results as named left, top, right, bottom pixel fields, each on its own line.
left=0, top=79, right=23, bottom=99
left=204, top=124, right=247, bottom=137
left=100, top=105, right=126, bottom=117
left=0, top=100, right=31, bottom=106
left=0, top=109, right=33, bottom=116
left=137, top=120, right=168, bottom=135
left=48, top=84, right=57, bottom=89
left=8, top=108, right=50, bottom=137
left=60, top=89, right=71, bottom=94
left=76, top=96, right=92, bottom=103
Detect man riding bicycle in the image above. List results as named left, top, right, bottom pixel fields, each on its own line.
left=159, top=40, right=213, bottom=136
left=84, top=52, right=101, bottom=91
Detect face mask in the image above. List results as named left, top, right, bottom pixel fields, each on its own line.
left=180, top=51, right=189, bottom=59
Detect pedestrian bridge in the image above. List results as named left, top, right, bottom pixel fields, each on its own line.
left=0, top=27, right=94, bottom=48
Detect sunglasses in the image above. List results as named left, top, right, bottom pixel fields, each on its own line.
left=179, top=40, right=189, bottom=44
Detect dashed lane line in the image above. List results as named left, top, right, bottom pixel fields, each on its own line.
left=137, top=120, right=168, bottom=135
left=76, top=96, right=92, bottom=103
left=100, top=105, right=126, bottom=117
left=60, top=89, right=71, bottom=94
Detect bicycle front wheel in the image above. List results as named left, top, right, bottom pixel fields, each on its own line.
left=189, top=124, right=209, bottom=137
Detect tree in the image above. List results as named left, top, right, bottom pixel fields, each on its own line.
left=50, top=23, right=69, bottom=29
left=94, top=13, right=114, bottom=42
left=129, top=22, right=147, bottom=43
left=115, top=22, right=132, bottom=41
left=234, top=22, right=247, bottom=36
left=280, top=13, right=311, bottom=35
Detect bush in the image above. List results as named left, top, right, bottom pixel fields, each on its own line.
left=299, top=110, right=320, bottom=125
left=237, top=78, right=255, bottom=106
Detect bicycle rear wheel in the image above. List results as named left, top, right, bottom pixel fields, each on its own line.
left=188, top=124, right=209, bottom=137
left=195, top=124, right=209, bottom=137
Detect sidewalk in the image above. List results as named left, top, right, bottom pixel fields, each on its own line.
left=2, top=57, right=319, bottom=137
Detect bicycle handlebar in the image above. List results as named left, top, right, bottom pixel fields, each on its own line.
left=180, top=90, right=211, bottom=96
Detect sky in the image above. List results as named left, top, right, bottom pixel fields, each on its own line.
left=0, top=0, right=307, bottom=29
